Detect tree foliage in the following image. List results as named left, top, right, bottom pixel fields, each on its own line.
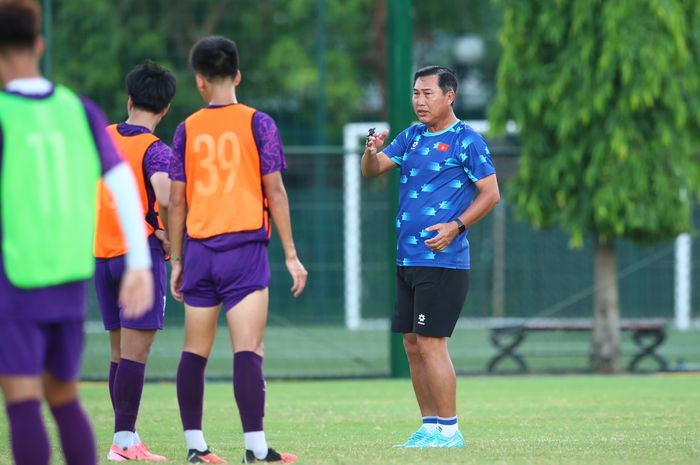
left=490, top=0, right=700, bottom=248
left=51, top=0, right=377, bottom=143
left=49, top=0, right=501, bottom=144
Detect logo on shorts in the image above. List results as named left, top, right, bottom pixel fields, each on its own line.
left=418, top=314, right=426, bottom=325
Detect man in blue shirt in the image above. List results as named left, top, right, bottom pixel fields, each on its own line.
left=362, top=66, right=500, bottom=448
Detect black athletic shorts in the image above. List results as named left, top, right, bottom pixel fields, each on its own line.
left=391, top=266, right=469, bottom=337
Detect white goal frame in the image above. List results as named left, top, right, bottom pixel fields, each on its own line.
left=343, top=122, right=389, bottom=330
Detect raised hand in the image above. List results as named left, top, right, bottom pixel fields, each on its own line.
left=365, top=129, right=389, bottom=156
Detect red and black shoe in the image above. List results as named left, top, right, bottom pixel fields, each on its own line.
left=242, top=448, right=297, bottom=464
left=187, top=448, right=228, bottom=464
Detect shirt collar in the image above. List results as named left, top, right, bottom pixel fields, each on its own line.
left=5, top=77, right=53, bottom=95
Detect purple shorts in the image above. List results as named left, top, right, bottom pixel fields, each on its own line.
left=0, top=318, right=83, bottom=380
left=0, top=263, right=87, bottom=322
left=181, top=240, right=270, bottom=311
left=95, top=245, right=167, bottom=331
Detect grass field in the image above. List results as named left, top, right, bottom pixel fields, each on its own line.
left=0, top=375, right=698, bottom=464
left=79, top=325, right=700, bottom=379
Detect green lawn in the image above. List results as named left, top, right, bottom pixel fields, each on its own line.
left=0, top=375, right=698, bottom=464
left=79, top=325, right=700, bottom=379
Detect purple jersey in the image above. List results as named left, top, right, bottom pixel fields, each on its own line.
left=0, top=82, right=124, bottom=322
left=169, top=106, right=286, bottom=250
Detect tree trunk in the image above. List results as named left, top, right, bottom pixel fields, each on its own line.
left=591, top=241, right=621, bottom=373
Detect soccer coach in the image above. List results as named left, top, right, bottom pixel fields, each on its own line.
left=361, top=65, right=500, bottom=448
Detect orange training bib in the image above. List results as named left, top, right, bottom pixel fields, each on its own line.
left=93, top=125, right=158, bottom=258
left=184, top=104, right=265, bottom=239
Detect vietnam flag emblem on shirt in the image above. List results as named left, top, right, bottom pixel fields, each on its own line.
left=437, top=143, right=449, bottom=152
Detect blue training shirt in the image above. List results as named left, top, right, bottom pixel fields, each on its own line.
left=383, top=120, right=496, bottom=269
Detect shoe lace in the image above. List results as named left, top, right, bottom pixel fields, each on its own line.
left=408, top=428, right=430, bottom=442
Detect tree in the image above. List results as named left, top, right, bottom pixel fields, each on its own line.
left=50, top=0, right=377, bottom=144
left=489, top=0, right=700, bottom=372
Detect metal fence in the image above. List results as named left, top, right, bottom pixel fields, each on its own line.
left=84, top=143, right=695, bottom=328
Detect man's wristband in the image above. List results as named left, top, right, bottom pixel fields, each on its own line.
left=171, top=256, right=183, bottom=263
left=453, top=218, right=466, bottom=234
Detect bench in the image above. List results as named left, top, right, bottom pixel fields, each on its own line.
left=487, top=319, right=668, bottom=373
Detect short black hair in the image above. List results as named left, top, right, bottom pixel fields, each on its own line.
left=414, top=66, right=459, bottom=95
left=0, top=0, right=41, bottom=53
left=126, top=60, right=176, bottom=114
left=189, top=35, right=239, bottom=81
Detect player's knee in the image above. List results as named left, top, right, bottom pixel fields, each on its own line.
left=403, top=333, right=419, bottom=355
left=234, top=338, right=264, bottom=356
left=183, top=344, right=213, bottom=359
left=0, top=378, right=42, bottom=404
left=120, top=348, right=150, bottom=364
left=415, top=334, right=444, bottom=357
left=43, top=376, right=78, bottom=407
left=120, top=343, right=153, bottom=364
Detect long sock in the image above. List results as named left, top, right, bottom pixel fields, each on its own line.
left=7, top=400, right=50, bottom=465
left=233, top=351, right=267, bottom=459
left=113, top=431, right=135, bottom=450
left=437, top=415, right=459, bottom=438
left=108, top=361, right=118, bottom=410
left=114, top=358, right=145, bottom=433
left=51, top=399, right=97, bottom=465
left=233, top=351, right=265, bottom=432
left=422, top=415, right=438, bottom=434
left=177, top=351, right=207, bottom=431
left=109, top=362, right=136, bottom=447
left=184, top=429, right=208, bottom=452
left=244, top=431, right=268, bottom=459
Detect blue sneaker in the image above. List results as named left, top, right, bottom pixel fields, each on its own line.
left=427, top=430, right=465, bottom=448
left=393, top=426, right=434, bottom=448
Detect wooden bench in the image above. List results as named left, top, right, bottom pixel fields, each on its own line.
left=487, top=319, right=668, bottom=373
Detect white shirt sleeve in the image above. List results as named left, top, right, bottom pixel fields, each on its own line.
left=103, top=162, right=152, bottom=269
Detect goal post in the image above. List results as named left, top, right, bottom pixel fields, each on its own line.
left=343, top=122, right=389, bottom=330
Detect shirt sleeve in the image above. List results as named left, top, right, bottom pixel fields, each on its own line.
left=79, top=96, right=123, bottom=174
left=169, top=122, right=187, bottom=182
left=252, top=111, right=287, bottom=175
left=382, top=126, right=414, bottom=165
left=143, top=140, right=172, bottom=180
left=460, top=132, right=496, bottom=183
